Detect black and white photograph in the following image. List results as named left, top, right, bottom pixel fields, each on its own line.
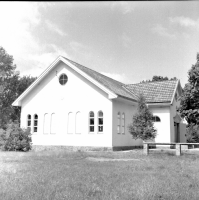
left=1, top=1, right=199, bottom=199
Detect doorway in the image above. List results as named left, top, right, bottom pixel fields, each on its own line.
left=174, top=122, right=180, bottom=143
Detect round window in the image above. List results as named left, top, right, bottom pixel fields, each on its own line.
left=59, top=74, right=68, bottom=85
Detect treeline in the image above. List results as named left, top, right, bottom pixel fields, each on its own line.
left=141, top=75, right=177, bottom=83
left=0, top=47, right=36, bottom=129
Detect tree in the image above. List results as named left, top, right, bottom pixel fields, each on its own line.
left=141, top=76, right=177, bottom=83
left=0, top=47, right=16, bottom=77
left=0, top=47, right=36, bottom=129
left=152, top=75, right=169, bottom=82
left=178, top=53, right=199, bottom=142
left=128, top=94, right=157, bottom=141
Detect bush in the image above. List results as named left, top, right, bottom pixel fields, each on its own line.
left=186, top=124, right=199, bottom=143
left=128, top=94, right=157, bottom=141
left=0, top=122, right=32, bottom=151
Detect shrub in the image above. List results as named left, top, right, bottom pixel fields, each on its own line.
left=128, top=94, right=157, bottom=141
left=0, top=122, right=32, bottom=151
left=186, top=124, right=199, bottom=143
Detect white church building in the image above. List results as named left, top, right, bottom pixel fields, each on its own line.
left=12, top=56, right=186, bottom=150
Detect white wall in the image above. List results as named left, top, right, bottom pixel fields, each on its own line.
left=20, top=61, right=113, bottom=147
left=112, top=98, right=142, bottom=147
left=169, top=87, right=182, bottom=142
left=149, top=107, right=171, bottom=143
left=180, top=124, right=187, bottom=143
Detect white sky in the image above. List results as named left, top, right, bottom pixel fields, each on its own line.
left=0, top=1, right=199, bottom=87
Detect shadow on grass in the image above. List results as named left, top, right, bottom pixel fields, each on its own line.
left=1, top=150, right=199, bottom=200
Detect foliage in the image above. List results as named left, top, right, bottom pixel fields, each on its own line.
left=0, top=122, right=32, bottom=151
left=0, top=46, right=16, bottom=77
left=128, top=94, right=157, bottom=141
left=185, top=124, right=199, bottom=143
left=0, top=46, right=36, bottom=129
left=179, top=53, right=199, bottom=123
left=178, top=53, right=199, bottom=142
left=141, top=75, right=177, bottom=83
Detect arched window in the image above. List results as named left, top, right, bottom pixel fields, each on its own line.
left=43, top=113, right=50, bottom=134
left=68, top=112, right=74, bottom=134
left=117, top=112, right=121, bottom=134
left=89, top=111, right=94, bottom=133
left=76, top=112, right=81, bottom=134
left=34, top=114, right=38, bottom=133
left=152, top=116, right=161, bottom=122
left=98, top=111, right=103, bottom=133
left=27, top=114, right=31, bottom=129
left=122, top=113, right=125, bottom=134
left=50, top=113, right=56, bottom=134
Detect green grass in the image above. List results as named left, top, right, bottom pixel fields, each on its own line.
left=1, top=149, right=199, bottom=200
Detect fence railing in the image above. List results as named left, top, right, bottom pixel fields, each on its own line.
left=143, top=142, right=199, bottom=156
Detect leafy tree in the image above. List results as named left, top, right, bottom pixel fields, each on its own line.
left=152, top=75, right=169, bottom=82
left=178, top=53, right=199, bottom=142
left=0, top=47, right=16, bottom=77
left=128, top=94, right=157, bottom=141
left=141, top=76, right=177, bottom=83
left=0, top=47, right=36, bottom=129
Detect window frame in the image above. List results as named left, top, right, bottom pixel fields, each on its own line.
left=152, top=115, right=161, bottom=122
left=98, top=111, right=103, bottom=134
left=75, top=111, right=81, bottom=134
left=50, top=113, right=56, bottom=134
left=89, top=111, right=95, bottom=133
left=117, top=112, right=121, bottom=134
left=33, top=114, right=38, bottom=133
left=67, top=112, right=74, bottom=134
left=122, top=113, right=125, bottom=134
left=59, top=73, right=68, bottom=85
left=27, top=114, right=31, bottom=131
left=43, top=113, right=49, bottom=134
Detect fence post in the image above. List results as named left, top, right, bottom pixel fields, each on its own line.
left=143, top=143, right=149, bottom=155
left=176, top=144, right=181, bottom=156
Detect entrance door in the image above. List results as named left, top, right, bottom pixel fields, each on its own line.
left=174, top=122, right=180, bottom=142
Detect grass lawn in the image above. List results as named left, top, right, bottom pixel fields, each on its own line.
left=1, top=149, right=199, bottom=200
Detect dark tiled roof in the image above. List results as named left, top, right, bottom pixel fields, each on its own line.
left=124, top=80, right=178, bottom=103
left=63, top=57, right=137, bottom=101
left=63, top=57, right=178, bottom=103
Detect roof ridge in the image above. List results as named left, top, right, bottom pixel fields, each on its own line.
left=63, top=56, right=125, bottom=86
left=122, top=85, right=139, bottom=99
left=126, top=79, right=178, bottom=87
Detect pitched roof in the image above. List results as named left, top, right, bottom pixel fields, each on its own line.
left=12, top=55, right=180, bottom=106
left=64, top=57, right=179, bottom=104
left=124, top=80, right=179, bottom=103
left=63, top=57, right=138, bottom=101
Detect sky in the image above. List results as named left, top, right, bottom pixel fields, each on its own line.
left=0, top=1, right=199, bottom=87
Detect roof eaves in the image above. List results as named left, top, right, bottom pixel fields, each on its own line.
left=60, top=57, right=118, bottom=99
left=147, top=101, right=171, bottom=104
left=122, top=85, right=139, bottom=100
left=170, top=79, right=180, bottom=105
left=117, top=94, right=137, bottom=102
left=147, top=102, right=171, bottom=107
left=12, top=56, right=62, bottom=106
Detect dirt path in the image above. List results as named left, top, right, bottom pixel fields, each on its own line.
left=86, top=157, right=141, bottom=162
